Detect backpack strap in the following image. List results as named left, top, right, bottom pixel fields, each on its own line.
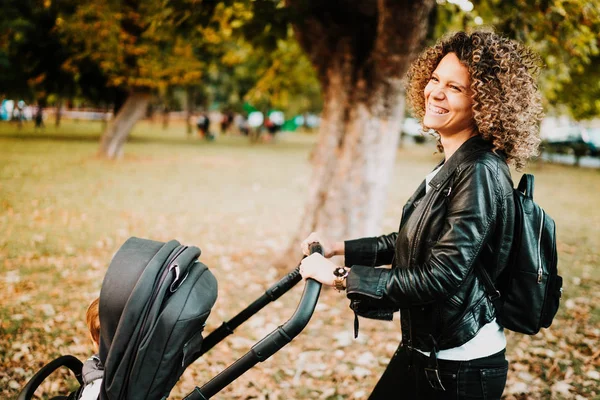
left=475, top=265, right=502, bottom=307
left=518, top=173, right=534, bottom=198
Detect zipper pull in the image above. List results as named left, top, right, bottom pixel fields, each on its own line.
left=169, top=263, right=181, bottom=292
left=354, top=311, right=359, bottom=339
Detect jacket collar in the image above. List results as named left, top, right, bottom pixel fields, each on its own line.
left=428, top=135, right=493, bottom=191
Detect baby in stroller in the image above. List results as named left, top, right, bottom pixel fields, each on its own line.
left=78, top=298, right=103, bottom=400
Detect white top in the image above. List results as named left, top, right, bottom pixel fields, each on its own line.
left=79, top=379, right=102, bottom=400
left=416, top=165, right=506, bottom=361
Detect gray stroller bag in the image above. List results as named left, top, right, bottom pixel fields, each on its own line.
left=99, top=237, right=217, bottom=400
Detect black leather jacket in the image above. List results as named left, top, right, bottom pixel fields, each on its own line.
left=344, top=136, right=515, bottom=351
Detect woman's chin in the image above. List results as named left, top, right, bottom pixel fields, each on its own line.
left=423, top=119, right=442, bottom=132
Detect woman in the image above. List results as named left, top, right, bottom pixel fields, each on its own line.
left=299, top=30, right=543, bottom=399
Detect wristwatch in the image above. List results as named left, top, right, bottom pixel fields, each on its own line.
left=333, top=267, right=349, bottom=292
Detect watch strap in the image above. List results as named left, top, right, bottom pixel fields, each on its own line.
left=333, top=267, right=348, bottom=292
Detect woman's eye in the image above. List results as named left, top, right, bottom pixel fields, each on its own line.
left=450, top=85, right=460, bottom=91
left=430, top=77, right=438, bottom=82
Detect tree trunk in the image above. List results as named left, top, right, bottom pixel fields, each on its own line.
left=284, top=0, right=435, bottom=258
left=162, top=106, right=169, bottom=130
left=55, top=98, right=62, bottom=127
left=186, top=87, right=195, bottom=136
left=290, top=55, right=406, bottom=244
left=98, top=91, right=151, bottom=159
left=102, top=104, right=109, bottom=131
left=113, top=90, right=128, bottom=115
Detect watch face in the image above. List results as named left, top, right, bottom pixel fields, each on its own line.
left=334, top=267, right=347, bottom=277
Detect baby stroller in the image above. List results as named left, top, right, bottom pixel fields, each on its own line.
left=18, top=237, right=323, bottom=400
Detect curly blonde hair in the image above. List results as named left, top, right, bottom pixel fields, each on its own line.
left=406, top=30, right=544, bottom=169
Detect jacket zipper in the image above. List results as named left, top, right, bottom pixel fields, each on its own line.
left=407, top=308, right=413, bottom=348
left=403, top=177, right=453, bottom=349
left=407, top=192, right=437, bottom=265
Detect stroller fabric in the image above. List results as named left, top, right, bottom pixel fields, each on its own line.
left=98, top=237, right=218, bottom=400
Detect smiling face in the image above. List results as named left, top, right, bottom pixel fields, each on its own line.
left=423, top=52, right=476, bottom=138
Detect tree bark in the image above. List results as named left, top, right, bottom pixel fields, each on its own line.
left=299, top=72, right=406, bottom=240
left=98, top=91, right=151, bottom=159
left=113, top=89, right=128, bottom=115
left=55, top=98, right=62, bottom=127
left=162, top=106, right=169, bottom=130
left=284, top=0, right=435, bottom=258
left=186, top=87, right=195, bottom=136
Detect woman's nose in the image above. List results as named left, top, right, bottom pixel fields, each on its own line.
left=431, top=87, right=446, bottom=100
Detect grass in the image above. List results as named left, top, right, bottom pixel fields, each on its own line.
left=1, top=119, right=599, bottom=399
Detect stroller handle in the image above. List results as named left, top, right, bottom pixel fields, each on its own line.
left=185, top=243, right=323, bottom=399
left=17, top=355, right=83, bottom=400
left=252, top=243, right=323, bottom=360
left=280, top=242, right=323, bottom=336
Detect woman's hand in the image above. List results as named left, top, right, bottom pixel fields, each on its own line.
left=301, top=232, right=343, bottom=258
left=299, top=253, right=344, bottom=287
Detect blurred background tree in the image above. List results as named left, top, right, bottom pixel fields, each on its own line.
left=0, top=0, right=79, bottom=126
left=55, top=0, right=319, bottom=157
left=57, top=0, right=216, bottom=158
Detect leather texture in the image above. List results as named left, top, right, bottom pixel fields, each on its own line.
left=345, top=136, right=515, bottom=351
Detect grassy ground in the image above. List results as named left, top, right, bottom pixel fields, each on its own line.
left=1, top=120, right=598, bottom=399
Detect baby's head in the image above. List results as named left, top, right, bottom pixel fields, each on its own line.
left=86, top=297, right=100, bottom=352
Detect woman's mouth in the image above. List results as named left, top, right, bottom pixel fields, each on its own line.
left=428, top=104, right=449, bottom=115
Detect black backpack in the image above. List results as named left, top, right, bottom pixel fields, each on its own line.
left=478, top=174, right=563, bottom=335
left=98, top=237, right=218, bottom=400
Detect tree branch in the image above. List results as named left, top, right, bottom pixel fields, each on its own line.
left=371, top=0, right=436, bottom=79
left=286, top=0, right=378, bottom=87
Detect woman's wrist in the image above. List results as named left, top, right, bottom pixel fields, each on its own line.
left=333, top=266, right=350, bottom=291
left=332, top=241, right=345, bottom=256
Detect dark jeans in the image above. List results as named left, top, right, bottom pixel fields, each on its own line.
left=369, top=345, right=508, bottom=400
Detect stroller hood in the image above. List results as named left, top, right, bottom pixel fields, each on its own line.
left=99, top=237, right=165, bottom=363
left=99, top=237, right=218, bottom=400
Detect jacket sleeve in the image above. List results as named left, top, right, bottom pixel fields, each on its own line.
left=347, top=163, right=501, bottom=307
left=344, top=232, right=397, bottom=267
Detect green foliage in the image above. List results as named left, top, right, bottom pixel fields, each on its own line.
left=170, top=1, right=321, bottom=115
left=204, top=25, right=322, bottom=115
left=558, top=53, right=600, bottom=119
left=3, top=0, right=596, bottom=120
left=243, top=28, right=322, bottom=115
left=57, top=0, right=209, bottom=90
left=49, top=0, right=321, bottom=115
left=0, top=0, right=78, bottom=101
